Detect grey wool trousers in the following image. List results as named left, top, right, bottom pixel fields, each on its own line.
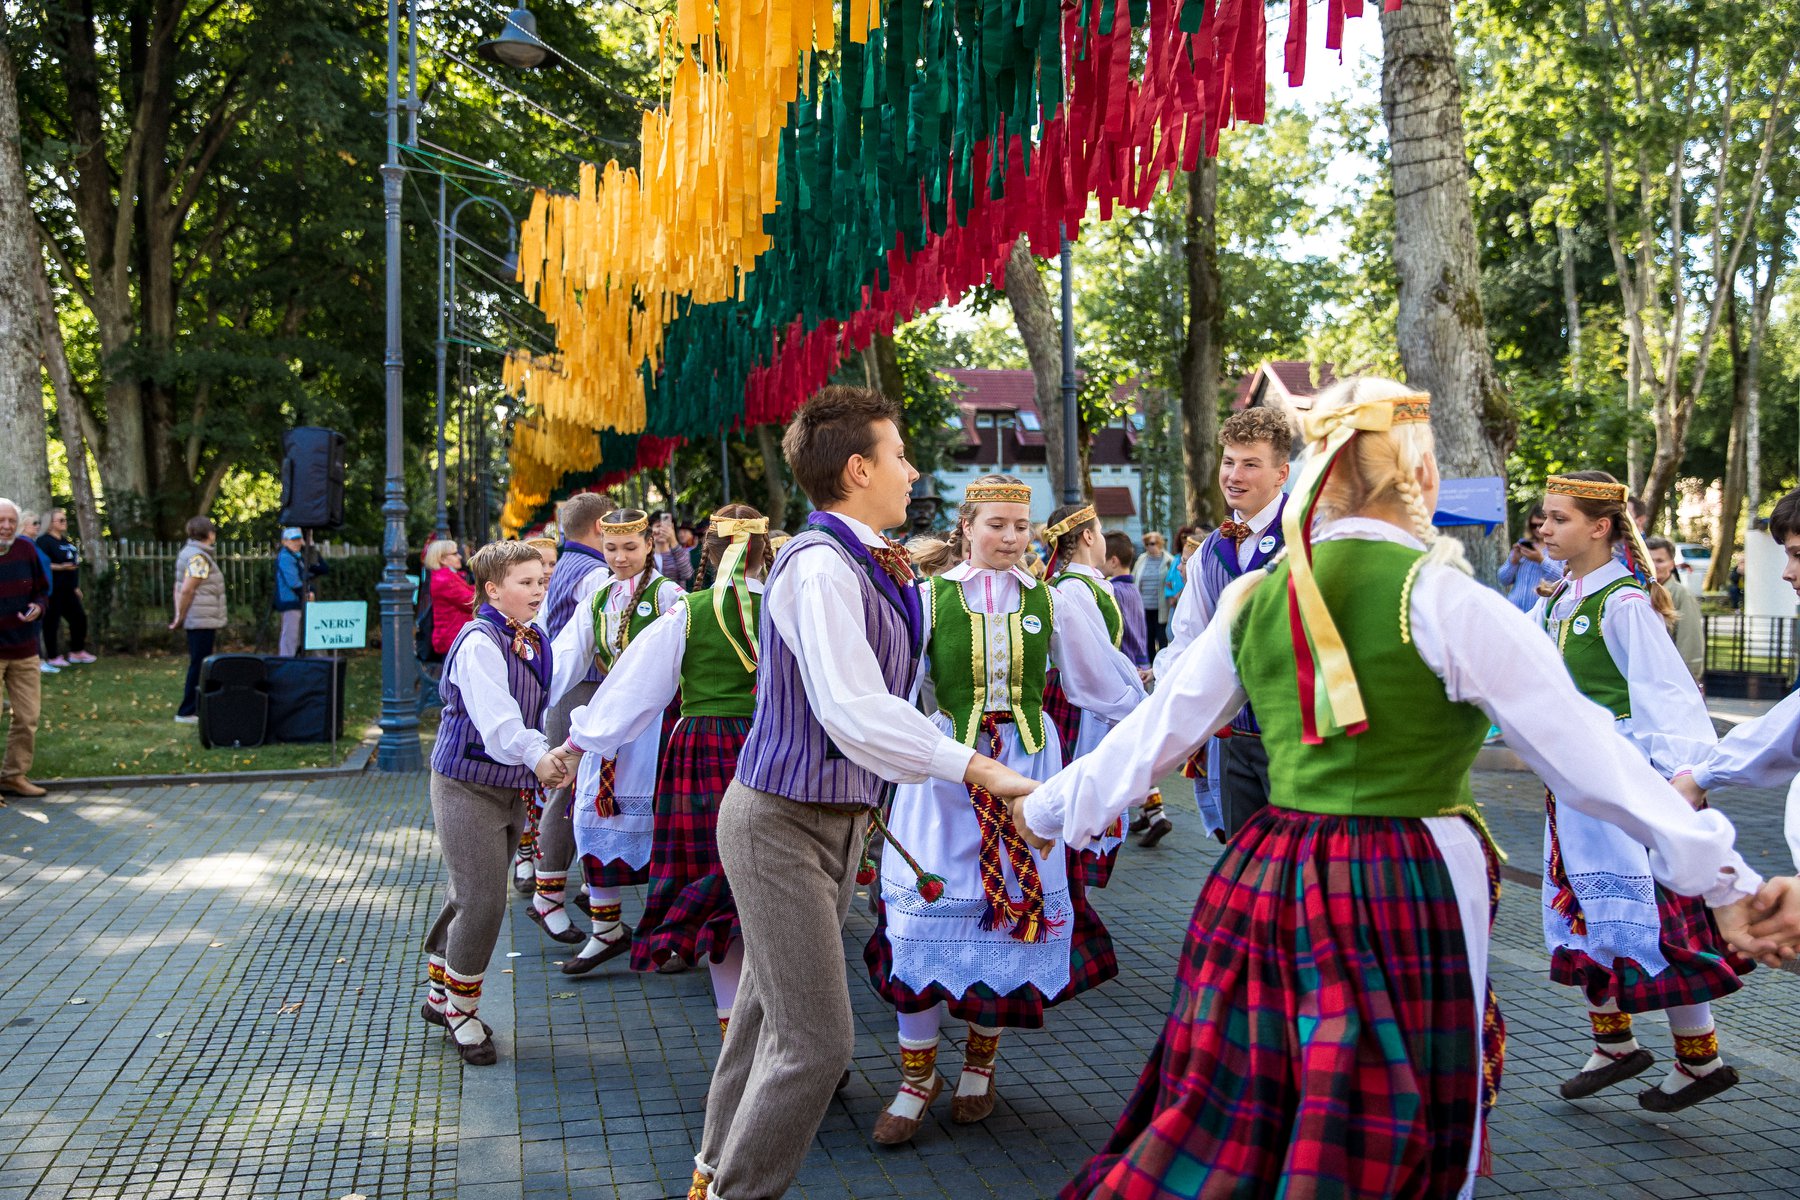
left=535, top=679, right=598, bottom=875
left=423, top=773, right=526, bottom=978
left=699, top=782, right=868, bottom=1200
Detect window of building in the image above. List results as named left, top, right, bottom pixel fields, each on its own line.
left=1017, top=411, right=1041, bottom=432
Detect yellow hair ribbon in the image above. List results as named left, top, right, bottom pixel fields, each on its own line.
left=710, top=516, right=769, bottom=671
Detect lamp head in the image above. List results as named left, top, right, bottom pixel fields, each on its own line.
left=476, top=6, right=558, bottom=69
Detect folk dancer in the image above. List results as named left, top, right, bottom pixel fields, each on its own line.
left=1017, top=378, right=1795, bottom=1199
left=547, top=509, right=682, bottom=975
left=690, top=389, right=1036, bottom=1200
left=1156, top=406, right=1292, bottom=841
left=552, top=506, right=768, bottom=1031
left=866, top=478, right=1144, bottom=1147
left=1532, top=471, right=1748, bottom=1110
left=422, top=542, right=570, bottom=1065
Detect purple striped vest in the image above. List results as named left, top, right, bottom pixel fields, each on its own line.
left=735, top=527, right=920, bottom=808
left=1198, top=497, right=1287, bottom=736
left=430, top=619, right=549, bottom=788
left=544, top=540, right=609, bottom=684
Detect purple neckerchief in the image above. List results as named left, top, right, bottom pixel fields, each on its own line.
left=476, top=603, right=552, bottom=691
left=558, top=539, right=607, bottom=568
left=806, top=511, right=924, bottom=655
left=1212, top=493, right=1289, bottom=578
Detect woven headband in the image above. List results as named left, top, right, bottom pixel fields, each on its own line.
left=601, top=512, right=648, bottom=536
left=1044, top=504, right=1097, bottom=543
left=962, top=482, right=1033, bottom=506
left=1547, top=476, right=1629, bottom=504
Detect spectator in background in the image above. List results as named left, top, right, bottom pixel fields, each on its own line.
left=425, top=540, right=477, bottom=658
left=170, top=516, right=227, bottom=724
left=1132, top=530, right=1172, bottom=656
left=0, top=500, right=48, bottom=797
left=676, top=522, right=701, bottom=572
left=273, top=528, right=315, bottom=657
left=1497, top=503, right=1563, bottom=612
left=16, top=512, right=57, bottom=674
left=648, top=510, right=694, bottom=589
left=1647, top=535, right=1705, bottom=686
left=37, top=509, right=92, bottom=667
left=525, top=536, right=559, bottom=582
left=1103, top=531, right=1150, bottom=671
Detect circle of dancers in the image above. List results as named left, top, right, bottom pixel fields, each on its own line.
left=420, top=378, right=1800, bottom=1199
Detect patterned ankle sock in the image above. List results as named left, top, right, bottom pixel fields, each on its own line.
left=886, top=1036, right=940, bottom=1120
left=1581, top=1008, right=1638, bottom=1072
left=958, top=1024, right=1001, bottom=1099
left=717, top=1013, right=730, bottom=1037
left=444, top=969, right=487, bottom=1047
left=590, top=900, right=624, bottom=941
left=1659, top=1024, right=1725, bottom=1092
left=532, top=872, right=572, bottom=934
left=688, top=1169, right=711, bottom=1200
left=425, top=956, right=448, bottom=1016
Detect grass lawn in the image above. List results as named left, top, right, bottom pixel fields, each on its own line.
left=24, top=651, right=439, bottom=779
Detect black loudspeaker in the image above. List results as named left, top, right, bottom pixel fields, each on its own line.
left=278, top=426, right=347, bottom=530
left=199, top=655, right=271, bottom=749
left=263, top=656, right=348, bottom=743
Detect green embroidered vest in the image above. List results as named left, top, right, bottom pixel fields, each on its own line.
left=1053, top=570, right=1123, bottom=648
left=926, top=574, right=1055, bottom=752
left=1542, top=576, right=1637, bottom=720
left=591, top=572, right=668, bottom=674
left=678, top=589, right=759, bottom=718
left=1231, top=540, right=1491, bottom=818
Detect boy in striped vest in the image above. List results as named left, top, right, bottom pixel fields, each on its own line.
left=423, top=541, right=571, bottom=1066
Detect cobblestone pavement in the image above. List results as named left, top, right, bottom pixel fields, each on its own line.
left=1, top=766, right=1796, bottom=1199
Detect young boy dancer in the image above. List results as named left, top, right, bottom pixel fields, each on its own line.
left=527, top=493, right=613, bottom=936
left=1156, top=406, right=1292, bottom=841
left=423, top=541, right=569, bottom=1065
left=689, top=387, right=1035, bottom=1200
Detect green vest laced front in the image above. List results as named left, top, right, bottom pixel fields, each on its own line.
left=925, top=573, right=1054, bottom=752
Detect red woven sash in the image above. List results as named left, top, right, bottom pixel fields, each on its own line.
left=968, top=713, right=1058, bottom=943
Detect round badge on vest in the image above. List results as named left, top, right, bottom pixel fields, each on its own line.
left=1258, top=534, right=1277, bottom=555
left=1572, top=615, right=1591, bottom=636
left=635, top=601, right=653, bottom=617
left=1021, top=615, right=1043, bottom=634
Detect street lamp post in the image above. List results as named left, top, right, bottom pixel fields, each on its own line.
left=378, top=0, right=422, bottom=771
left=434, top=191, right=519, bottom=540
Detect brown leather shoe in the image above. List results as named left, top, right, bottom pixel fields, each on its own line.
left=0, top=776, right=46, bottom=798
left=561, top=931, right=631, bottom=975
left=1559, top=1048, right=1654, bottom=1099
left=871, top=1073, right=942, bottom=1146
left=950, top=1066, right=997, bottom=1123
left=526, top=902, right=587, bottom=945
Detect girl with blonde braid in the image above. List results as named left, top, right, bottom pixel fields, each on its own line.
left=1018, top=378, right=1783, bottom=1198
left=1530, top=471, right=1746, bottom=1111
left=546, top=509, right=684, bottom=975
left=863, top=475, right=1144, bottom=1147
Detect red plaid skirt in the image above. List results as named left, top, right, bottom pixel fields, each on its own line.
left=1546, top=798, right=1746, bottom=1011
left=1062, top=807, right=1500, bottom=1200
left=581, top=853, right=648, bottom=889
left=630, top=716, right=747, bottom=971
left=863, top=846, right=1117, bottom=1029
left=1046, top=670, right=1121, bottom=890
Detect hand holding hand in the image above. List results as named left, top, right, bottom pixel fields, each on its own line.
left=1671, top=773, right=1707, bottom=810
left=1715, top=878, right=1800, bottom=968
left=535, top=747, right=574, bottom=788
left=1006, top=792, right=1056, bottom=857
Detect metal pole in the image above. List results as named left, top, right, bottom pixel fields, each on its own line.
left=720, top=433, right=731, bottom=503
left=433, top=176, right=449, bottom=539
left=1058, top=232, right=1080, bottom=505
left=377, top=0, right=423, bottom=771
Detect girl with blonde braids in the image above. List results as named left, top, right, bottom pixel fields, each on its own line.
left=546, top=509, right=685, bottom=975
left=1530, top=470, right=1745, bottom=1111
left=1018, top=377, right=1782, bottom=1198
left=556, top=506, right=769, bottom=1025
left=863, top=474, right=1144, bottom=1147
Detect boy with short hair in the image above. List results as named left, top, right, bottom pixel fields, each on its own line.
left=424, top=541, right=569, bottom=1065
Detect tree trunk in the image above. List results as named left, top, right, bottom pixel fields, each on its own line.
left=1179, top=159, right=1224, bottom=528
left=1380, top=0, right=1512, bottom=581
left=31, top=234, right=108, bottom=574
left=754, top=422, right=788, bottom=526
left=1002, top=237, right=1069, bottom=501
left=1709, top=302, right=1749, bottom=593
left=0, top=24, right=51, bottom=519
left=1557, top=223, right=1582, bottom=387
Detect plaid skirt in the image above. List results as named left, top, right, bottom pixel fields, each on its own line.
left=1062, top=807, right=1499, bottom=1200
left=630, top=716, right=748, bottom=971
left=1545, top=799, right=1746, bottom=1011
left=864, top=846, right=1117, bottom=1029
left=1046, top=670, right=1121, bottom=890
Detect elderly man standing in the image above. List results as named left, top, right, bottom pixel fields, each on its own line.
left=273, top=528, right=312, bottom=657
left=170, top=516, right=227, bottom=724
left=0, top=500, right=49, bottom=797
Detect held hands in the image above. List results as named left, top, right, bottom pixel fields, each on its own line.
left=535, top=744, right=580, bottom=788
left=961, top=755, right=1053, bottom=857
left=1006, top=793, right=1055, bottom=857
left=1671, top=773, right=1707, bottom=810
left=1715, top=877, right=1800, bottom=969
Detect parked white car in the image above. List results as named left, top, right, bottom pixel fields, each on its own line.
left=1674, top=542, right=1712, bottom=589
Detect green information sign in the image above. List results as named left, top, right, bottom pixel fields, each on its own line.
left=304, top=601, right=368, bottom=650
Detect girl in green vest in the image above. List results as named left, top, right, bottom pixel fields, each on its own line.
left=555, top=506, right=767, bottom=1032
left=1011, top=379, right=1783, bottom=1199
left=1532, top=471, right=1746, bottom=1112
left=864, top=476, right=1144, bottom=1147
left=546, top=509, right=684, bottom=976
